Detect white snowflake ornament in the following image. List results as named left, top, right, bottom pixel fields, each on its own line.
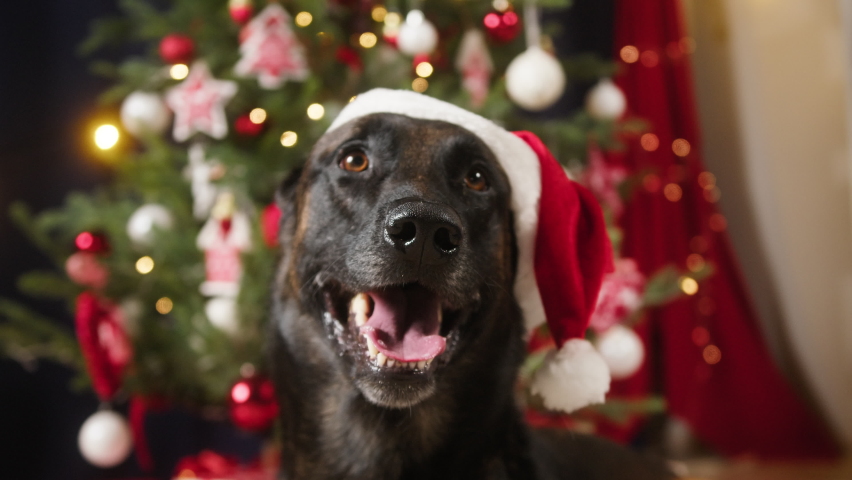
left=235, top=4, right=309, bottom=89
left=165, top=61, right=237, bottom=142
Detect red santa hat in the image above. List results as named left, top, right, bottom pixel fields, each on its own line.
left=329, top=89, right=614, bottom=412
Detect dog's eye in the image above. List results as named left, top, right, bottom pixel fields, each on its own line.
left=464, top=168, right=489, bottom=192
left=339, top=151, right=370, bottom=173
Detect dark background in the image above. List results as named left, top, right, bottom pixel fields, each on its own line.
left=0, top=1, right=612, bottom=478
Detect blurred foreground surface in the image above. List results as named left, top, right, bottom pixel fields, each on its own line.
left=682, top=457, right=852, bottom=480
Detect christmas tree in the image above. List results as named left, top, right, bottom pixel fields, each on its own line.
left=0, top=0, right=709, bottom=475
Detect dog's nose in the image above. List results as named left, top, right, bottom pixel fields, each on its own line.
left=384, top=201, right=462, bottom=264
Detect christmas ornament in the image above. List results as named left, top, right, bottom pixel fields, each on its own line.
left=120, top=91, right=171, bottom=138
left=78, top=410, right=133, bottom=468
left=126, top=203, right=174, bottom=245
left=335, top=46, right=363, bottom=72
left=186, top=143, right=223, bottom=220
left=229, top=375, right=279, bottom=431
left=483, top=9, right=521, bottom=43
left=197, top=192, right=253, bottom=297
left=159, top=34, right=195, bottom=64
left=588, top=258, right=645, bottom=333
left=234, top=113, right=265, bottom=136
left=66, top=253, right=109, bottom=290
left=76, top=292, right=133, bottom=400
left=75, top=231, right=110, bottom=254
left=397, top=10, right=438, bottom=56
left=505, top=46, right=566, bottom=111
left=261, top=203, right=282, bottom=248
left=586, top=78, right=627, bottom=120
left=330, top=89, right=613, bottom=413
left=455, top=30, right=493, bottom=107
left=234, top=4, right=309, bottom=89
left=165, top=61, right=238, bottom=142
left=174, top=450, right=239, bottom=480
left=594, top=324, right=645, bottom=380
left=229, top=0, right=254, bottom=25
left=205, top=297, right=239, bottom=335
left=580, top=146, right=628, bottom=217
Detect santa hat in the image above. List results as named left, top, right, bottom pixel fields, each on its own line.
left=329, top=89, right=614, bottom=412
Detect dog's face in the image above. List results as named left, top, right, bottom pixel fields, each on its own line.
left=277, top=113, right=517, bottom=410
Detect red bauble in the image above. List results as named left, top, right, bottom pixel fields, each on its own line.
left=66, top=252, right=109, bottom=289
left=230, top=6, right=254, bottom=24
left=483, top=10, right=521, bottom=43
left=159, top=34, right=195, bottom=64
left=229, top=375, right=279, bottom=431
left=76, top=292, right=132, bottom=401
left=335, top=46, right=363, bottom=72
left=261, top=203, right=282, bottom=248
left=75, top=231, right=110, bottom=254
left=234, top=114, right=265, bottom=136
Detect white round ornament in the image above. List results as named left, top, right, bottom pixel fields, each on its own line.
left=586, top=79, right=627, bottom=120
left=205, top=297, right=239, bottom=335
left=505, top=46, right=566, bottom=111
left=127, top=204, right=174, bottom=246
left=397, top=10, right=439, bottom=56
left=78, top=410, right=133, bottom=468
left=120, top=91, right=172, bottom=137
left=594, top=324, right=645, bottom=380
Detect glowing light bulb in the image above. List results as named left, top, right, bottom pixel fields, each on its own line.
left=170, top=63, right=189, bottom=80
left=94, top=125, right=119, bottom=150
left=295, top=12, right=312, bottom=27
left=371, top=6, right=387, bottom=22
left=412, top=78, right=428, bottom=93
left=384, top=12, right=401, bottom=27
left=156, top=297, right=173, bottom=314
left=306, top=104, right=325, bottom=120
left=136, top=256, right=154, bottom=274
left=415, top=62, right=433, bottom=78
left=249, top=108, right=267, bottom=124
left=620, top=46, right=639, bottom=64
left=280, top=131, right=298, bottom=147
left=679, top=276, right=699, bottom=296
left=359, top=32, right=378, bottom=48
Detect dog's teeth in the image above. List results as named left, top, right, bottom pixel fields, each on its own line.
left=355, top=312, right=367, bottom=326
left=365, top=336, right=378, bottom=358
left=377, top=353, right=387, bottom=367
left=425, top=359, right=433, bottom=367
left=387, top=359, right=396, bottom=367
left=350, top=293, right=371, bottom=326
left=408, top=362, right=416, bottom=369
left=417, top=361, right=426, bottom=370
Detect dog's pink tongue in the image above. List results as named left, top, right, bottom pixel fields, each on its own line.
left=359, top=285, right=445, bottom=362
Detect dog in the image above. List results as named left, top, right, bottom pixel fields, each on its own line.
left=269, top=110, right=673, bottom=479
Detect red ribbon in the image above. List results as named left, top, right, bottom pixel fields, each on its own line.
left=75, top=291, right=132, bottom=401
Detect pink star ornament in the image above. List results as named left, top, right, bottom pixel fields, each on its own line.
left=166, top=61, right=238, bottom=142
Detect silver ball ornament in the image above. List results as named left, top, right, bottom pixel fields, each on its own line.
left=505, top=47, right=566, bottom=111
left=77, top=410, right=133, bottom=468
left=586, top=79, right=627, bottom=120
left=120, top=91, right=172, bottom=137
left=595, top=324, right=645, bottom=380
left=397, top=10, right=439, bottom=56
left=126, top=204, right=174, bottom=246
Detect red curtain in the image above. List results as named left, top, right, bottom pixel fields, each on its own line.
left=608, top=0, right=840, bottom=459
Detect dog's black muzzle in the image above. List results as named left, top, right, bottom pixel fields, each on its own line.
left=382, top=198, right=463, bottom=268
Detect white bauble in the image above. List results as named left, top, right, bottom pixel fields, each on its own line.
left=594, top=324, right=645, bottom=380
left=205, top=297, right=239, bottom=335
left=505, top=46, right=566, bottom=111
left=78, top=410, right=133, bottom=468
left=126, top=204, right=174, bottom=246
left=397, top=10, right=439, bottom=56
left=586, top=79, right=627, bottom=120
left=120, top=91, right=172, bottom=137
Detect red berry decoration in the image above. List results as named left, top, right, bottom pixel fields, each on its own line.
left=483, top=10, right=521, bottom=43
left=75, top=231, right=110, bottom=254
left=234, top=114, right=265, bottom=136
left=159, top=34, right=195, bottom=64
left=229, top=375, right=279, bottom=431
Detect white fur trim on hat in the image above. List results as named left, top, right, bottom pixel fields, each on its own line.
left=328, top=89, right=547, bottom=334
left=530, top=338, right=611, bottom=412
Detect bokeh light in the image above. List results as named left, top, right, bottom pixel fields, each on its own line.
left=156, top=297, right=173, bottom=315
left=94, top=125, right=119, bottom=150
left=136, top=256, right=155, bottom=274
left=295, top=12, right=312, bottom=27
left=359, top=32, right=378, bottom=48
left=412, top=78, right=428, bottom=93
left=680, top=276, right=699, bottom=296
left=249, top=108, right=267, bottom=124
left=415, top=62, right=434, bottom=78
left=672, top=138, right=691, bottom=157
left=170, top=64, right=189, bottom=80
left=664, top=183, right=683, bottom=202
left=371, top=6, right=387, bottom=22
left=620, top=45, right=639, bottom=63
left=703, top=344, right=722, bottom=364
left=280, top=131, right=298, bottom=147
left=306, top=103, right=325, bottom=120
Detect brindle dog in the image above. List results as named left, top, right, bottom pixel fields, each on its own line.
left=269, top=113, right=673, bottom=480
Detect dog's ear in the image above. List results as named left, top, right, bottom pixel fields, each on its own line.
left=275, top=167, right=303, bottom=249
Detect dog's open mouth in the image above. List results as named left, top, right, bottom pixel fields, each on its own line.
left=324, top=283, right=461, bottom=371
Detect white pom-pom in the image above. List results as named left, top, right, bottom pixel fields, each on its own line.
left=78, top=410, right=133, bottom=468
left=126, top=204, right=174, bottom=246
left=531, top=338, right=611, bottom=413
left=595, top=324, right=645, bottom=380
left=397, top=10, right=439, bottom=56
left=120, top=91, right=171, bottom=137
left=505, top=46, right=566, bottom=111
left=586, top=78, right=627, bottom=120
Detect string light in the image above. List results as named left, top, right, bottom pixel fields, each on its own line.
left=280, top=131, right=298, bottom=147
left=640, top=50, right=659, bottom=68
left=156, top=297, right=174, bottom=315
left=679, top=276, right=699, bottom=296
left=698, top=171, right=716, bottom=189
left=415, top=61, right=433, bottom=78
left=306, top=103, right=325, bottom=120
left=703, top=344, right=722, bottom=364
left=663, top=183, right=683, bottom=202
left=384, top=12, right=401, bottom=27
left=136, top=256, right=155, bottom=274
left=359, top=32, right=378, bottom=48
left=412, top=78, right=428, bottom=93
left=249, top=108, right=267, bottom=124
left=672, top=138, right=691, bottom=157
left=620, top=45, right=639, bottom=64
left=94, top=125, right=119, bottom=150
left=640, top=133, right=660, bottom=152
left=686, top=253, right=706, bottom=272
left=295, top=12, right=312, bottom=27
left=170, top=64, right=189, bottom=80
left=492, top=0, right=510, bottom=12
left=371, top=6, right=387, bottom=22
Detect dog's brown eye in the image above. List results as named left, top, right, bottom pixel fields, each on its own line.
left=340, top=151, right=369, bottom=172
left=464, top=168, right=489, bottom=192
